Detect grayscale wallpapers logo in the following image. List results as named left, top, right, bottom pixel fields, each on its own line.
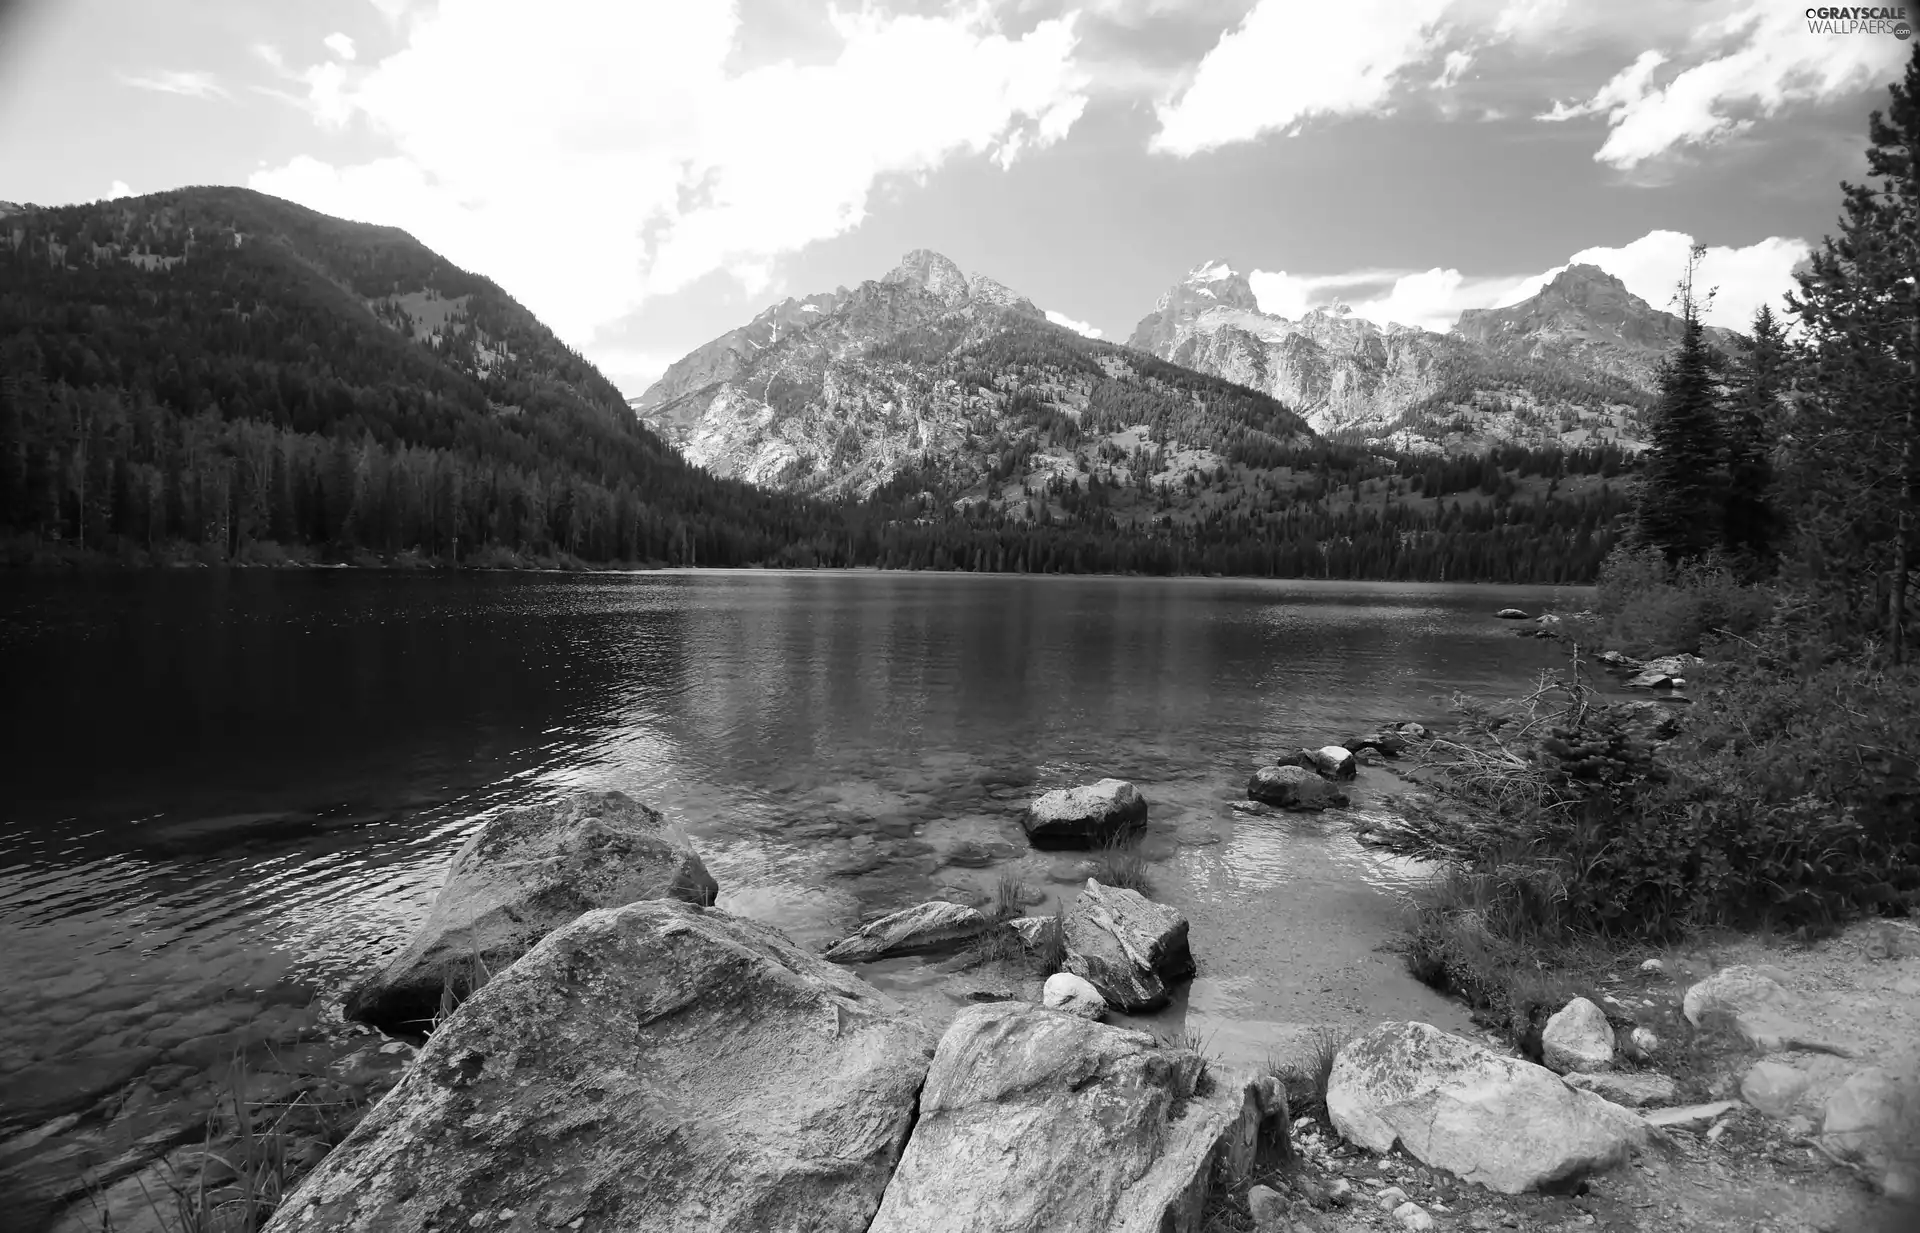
left=1807, top=5, right=1912, bottom=36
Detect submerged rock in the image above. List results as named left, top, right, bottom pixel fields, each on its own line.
left=1247, top=765, right=1349, bottom=810
left=1021, top=779, right=1149, bottom=848
left=1042, top=971, right=1106, bottom=1020
left=342, top=790, right=717, bottom=1035
left=823, top=901, right=996, bottom=963
left=1345, top=732, right=1409, bottom=757
left=269, top=900, right=934, bottom=1233
left=1494, top=608, right=1529, bottom=619
left=1062, top=879, right=1194, bottom=1012
left=1327, top=1021, right=1647, bottom=1194
left=866, top=1002, right=1280, bottom=1233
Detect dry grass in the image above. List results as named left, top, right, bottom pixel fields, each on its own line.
left=991, top=870, right=1032, bottom=921
left=1092, top=834, right=1153, bottom=895
left=1266, top=1026, right=1348, bottom=1121
left=1036, top=903, right=1069, bottom=975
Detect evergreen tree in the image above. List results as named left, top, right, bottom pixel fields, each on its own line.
left=1721, top=304, right=1787, bottom=569
left=1785, top=39, right=1920, bottom=661
left=1635, top=245, right=1726, bottom=562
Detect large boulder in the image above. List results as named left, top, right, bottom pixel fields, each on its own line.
left=1681, top=965, right=1852, bottom=1053
left=268, top=900, right=935, bottom=1233
left=1541, top=998, right=1615, bottom=1074
left=1247, top=765, right=1350, bottom=811
left=1022, top=779, right=1149, bottom=848
left=823, top=901, right=996, bottom=963
left=1822, top=1067, right=1919, bottom=1197
left=1062, top=879, right=1195, bottom=1012
left=1326, top=1021, right=1647, bottom=1194
left=866, top=1002, right=1284, bottom=1233
left=343, top=790, right=717, bottom=1034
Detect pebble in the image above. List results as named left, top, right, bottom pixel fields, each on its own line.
left=1247, top=1183, right=1287, bottom=1228
left=1377, top=1185, right=1411, bottom=1210
left=1393, top=1200, right=1436, bottom=1230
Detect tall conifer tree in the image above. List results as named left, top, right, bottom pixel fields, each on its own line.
left=1787, top=39, right=1920, bottom=661
left=1636, top=245, right=1726, bottom=562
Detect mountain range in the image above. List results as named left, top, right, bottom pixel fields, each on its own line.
left=1127, top=258, right=1736, bottom=455
left=635, top=250, right=1724, bottom=503
left=2, top=187, right=1636, bottom=582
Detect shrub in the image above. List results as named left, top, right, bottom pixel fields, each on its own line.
left=1589, top=544, right=1773, bottom=656
left=1405, top=617, right=1920, bottom=945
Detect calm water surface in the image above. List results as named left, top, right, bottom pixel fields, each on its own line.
left=0, top=569, right=1592, bottom=1192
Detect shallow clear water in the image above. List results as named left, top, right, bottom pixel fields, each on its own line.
left=0, top=569, right=1592, bottom=1183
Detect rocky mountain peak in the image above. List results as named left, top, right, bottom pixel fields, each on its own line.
left=884, top=249, right=972, bottom=305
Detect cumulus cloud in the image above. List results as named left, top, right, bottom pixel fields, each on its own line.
left=1045, top=309, right=1103, bottom=338
left=116, top=69, right=229, bottom=100
left=1245, top=230, right=1808, bottom=334
left=1494, top=230, right=1811, bottom=331
left=1537, top=2, right=1904, bottom=167
left=324, top=33, right=357, bottom=61
left=1151, top=0, right=1457, bottom=154
left=250, top=0, right=1089, bottom=351
left=106, top=180, right=134, bottom=200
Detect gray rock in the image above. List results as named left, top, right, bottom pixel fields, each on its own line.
left=1542, top=998, right=1615, bottom=1074
left=1326, top=1021, right=1647, bottom=1194
left=1822, top=1067, right=1918, bottom=1195
left=1042, top=971, right=1107, bottom=1020
left=1009, top=914, right=1062, bottom=955
left=342, top=790, right=717, bottom=1034
left=1562, top=1071, right=1677, bottom=1108
left=1022, top=779, right=1149, bottom=848
left=1345, top=732, right=1409, bottom=757
left=1394, top=1201, right=1436, bottom=1231
left=1247, top=765, right=1349, bottom=811
left=269, top=900, right=934, bottom=1233
left=823, top=901, right=996, bottom=963
left=866, top=1002, right=1280, bottom=1233
left=1740, top=1059, right=1812, bottom=1117
left=1682, top=965, right=1855, bottom=1054
left=1247, top=1184, right=1287, bottom=1229
left=1062, top=879, right=1195, bottom=1012
left=1309, top=745, right=1358, bottom=781
left=1643, top=1100, right=1742, bottom=1128
left=1494, top=609, right=1529, bottom=619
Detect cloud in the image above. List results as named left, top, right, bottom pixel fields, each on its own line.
left=1496, top=229, right=1811, bottom=330
left=1537, top=2, right=1905, bottom=167
left=106, top=180, right=134, bottom=200
left=116, top=70, right=229, bottom=100
left=1244, top=229, right=1809, bottom=334
left=365, top=0, right=410, bottom=24
left=1251, top=266, right=1526, bottom=331
left=1045, top=309, right=1103, bottom=338
left=1150, top=0, right=1458, bottom=154
left=251, top=0, right=1089, bottom=351
left=324, top=33, right=358, bottom=61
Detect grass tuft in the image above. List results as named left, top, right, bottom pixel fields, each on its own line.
left=1092, top=834, right=1153, bottom=895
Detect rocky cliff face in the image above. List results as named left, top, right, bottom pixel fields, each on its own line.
left=1127, top=260, right=1732, bottom=455
left=1453, top=264, right=1740, bottom=389
left=632, top=251, right=1312, bottom=502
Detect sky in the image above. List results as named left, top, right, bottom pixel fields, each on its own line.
left=0, top=0, right=1907, bottom=396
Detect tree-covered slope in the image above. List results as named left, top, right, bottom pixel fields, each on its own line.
left=0, top=187, right=839, bottom=565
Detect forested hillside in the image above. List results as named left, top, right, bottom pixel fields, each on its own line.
left=0, top=188, right=836, bottom=566
left=1, top=188, right=1638, bottom=582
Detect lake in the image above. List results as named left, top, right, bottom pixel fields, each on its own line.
left=0, top=568, right=1593, bottom=1224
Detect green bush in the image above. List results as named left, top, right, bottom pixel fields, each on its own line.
left=1590, top=544, right=1773, bottom=656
